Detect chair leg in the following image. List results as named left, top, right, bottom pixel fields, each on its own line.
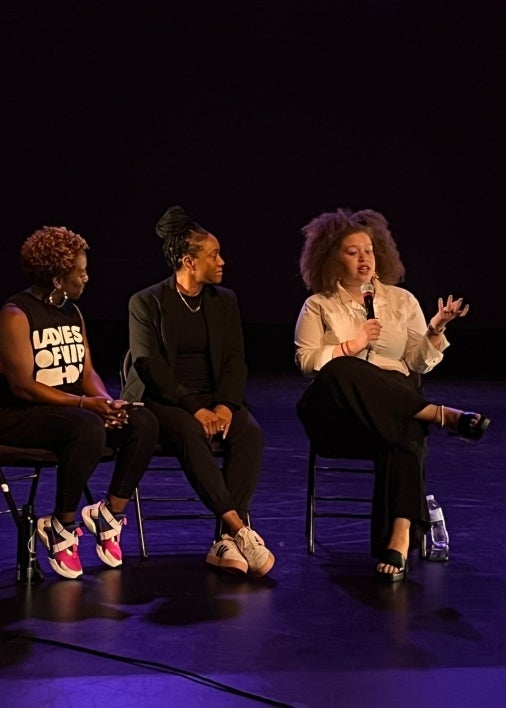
left=0, top=465, right=46, bottom=583
left=214, top=517, right=222, bottom=540
left=0, top=466, right=22, bottom=529
left=133, top=487, right=148, bottom=559
left=306, top=447, right=316, bottom=554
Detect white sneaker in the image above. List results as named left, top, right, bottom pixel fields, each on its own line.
left=206, top=534, right=248, bottom=574
left=234, top=527, right=275, bottom=577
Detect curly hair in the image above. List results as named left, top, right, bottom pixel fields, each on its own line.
left=20, top=226, right=89, bottom=289
left=299, top=208, right=405, bottom=294
left=155, top=205, right=209, bottom=271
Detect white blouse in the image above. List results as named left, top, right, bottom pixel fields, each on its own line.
left=294, top=280, right=449, bottom=378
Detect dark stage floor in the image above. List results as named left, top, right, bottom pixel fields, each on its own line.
left=0, top=373, right=505, bottom=707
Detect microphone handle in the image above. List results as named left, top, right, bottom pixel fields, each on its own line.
left=363, top=295, right=375, bottom=320
left=363, top=294, right=375, bottom=359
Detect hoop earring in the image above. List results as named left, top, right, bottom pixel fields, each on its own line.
left=48, top=288, right=68, bottom=308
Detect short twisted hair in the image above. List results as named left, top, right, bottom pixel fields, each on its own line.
left=299, top=208, right=405, bottom=294
left=20, top=225, right=89, bottom=289
left=155, top=205, right=209, bottom=271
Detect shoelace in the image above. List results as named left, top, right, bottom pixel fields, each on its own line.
left=240, top=532, right=260, bottom=552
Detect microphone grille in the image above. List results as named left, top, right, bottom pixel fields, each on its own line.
left=360, top=283, right=374, bottom=295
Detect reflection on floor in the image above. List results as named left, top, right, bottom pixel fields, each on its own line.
left=1, top=374, right=505, bottom=707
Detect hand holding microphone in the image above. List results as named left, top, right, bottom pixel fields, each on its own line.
left=361, top=282, right=376, bottom=320
left=359, top=283, right=381, bottom=356
left=338, top=284, right=382, bottom=357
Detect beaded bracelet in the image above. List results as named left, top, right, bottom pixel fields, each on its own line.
left=78, top=395, right=85, bottom=408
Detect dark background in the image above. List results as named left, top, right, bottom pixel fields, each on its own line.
left=2, top=1, right=504, bottom=376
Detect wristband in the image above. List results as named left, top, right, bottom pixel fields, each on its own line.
left=428, top=323, right=446, bottom=336
left=342, top=340, right=353, bottom=356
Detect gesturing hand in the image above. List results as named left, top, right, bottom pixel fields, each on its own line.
left=431, top=295, right=469, bottom=331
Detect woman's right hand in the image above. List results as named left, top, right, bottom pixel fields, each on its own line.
left=348, top=318, right=382, bottom=354
left=194, top=407, right=223, bottom=437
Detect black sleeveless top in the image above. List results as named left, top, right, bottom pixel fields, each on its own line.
left=0, top=290, right=85, bottom=407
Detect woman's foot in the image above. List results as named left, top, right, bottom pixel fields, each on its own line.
left=81, top=500, right=126, bottom=568
left=376, top=549, right=407, bottom=582
left=234, top=527, right=275, bottom=577
left=437, top=406, right=491, bottom=441
left=36, top=515, right=84, bottom=579
left=454, top=411, right=491, bottom=441
left=419, top=405, right=491, bottom=442
left=376, top=517, right=410, bottom=580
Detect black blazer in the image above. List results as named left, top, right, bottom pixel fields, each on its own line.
left=122, top=275, right=248, bottom=412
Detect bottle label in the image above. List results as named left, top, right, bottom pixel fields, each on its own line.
left=429, top=508, right=444, bottom=523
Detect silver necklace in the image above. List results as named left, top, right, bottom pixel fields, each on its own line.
left=177, top=287, right=202, bottom=314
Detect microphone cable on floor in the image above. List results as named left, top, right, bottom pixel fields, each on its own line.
left=6, top=633, right=296, bottom=707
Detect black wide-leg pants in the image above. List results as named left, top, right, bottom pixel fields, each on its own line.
left=296, top=357, right=432, bottom=556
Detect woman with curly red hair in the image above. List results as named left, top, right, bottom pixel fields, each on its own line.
left=295, top=207, right=491, bottom=581
left=0, top=226, right=159, bottom=579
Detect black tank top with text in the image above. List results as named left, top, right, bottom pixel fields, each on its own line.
left=0, top=290, right=85, bottom=407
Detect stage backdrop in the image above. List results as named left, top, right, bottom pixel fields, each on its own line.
left=2, top=3, right=504, bottom=375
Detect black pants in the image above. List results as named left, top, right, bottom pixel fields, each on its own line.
left=297, top=357, right=432, bottom=556
left=146, top=398, right=263, bottom=525
left=0, top=405, right=159, bottom=518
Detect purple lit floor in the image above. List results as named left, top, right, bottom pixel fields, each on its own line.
left=1, top=374, right=505, bottom=708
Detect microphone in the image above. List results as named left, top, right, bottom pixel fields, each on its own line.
left=360, top=283, right=375, bottom=319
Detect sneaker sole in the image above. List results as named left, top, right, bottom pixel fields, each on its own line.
left=36, top=521, right=83, bottom=580
left=82, top=506, right=123, bottom=569
left=47, top=556, right=83, bottom=580
left=248, top=551, right=275, bottom=578
left=95, top=544, right=123, bottom=568
left=205, top=553, right=248, bottom=575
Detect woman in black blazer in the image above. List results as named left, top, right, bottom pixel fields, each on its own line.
left=122, top=205, right=275, bottom=578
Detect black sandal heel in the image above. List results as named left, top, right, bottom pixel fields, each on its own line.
left=453, top=412, right=491, bottom=441
left=376, top=549, right=408, bottom=583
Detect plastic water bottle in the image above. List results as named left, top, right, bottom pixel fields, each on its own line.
left=426, top=494, right=449, bottom=561
left=16, top=504, right=39, bottom=583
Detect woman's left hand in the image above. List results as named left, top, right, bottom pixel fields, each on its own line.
left=431, top=295, right=469, bottom=331
left=104, top=399, right=130, bottom=428
left=213, top=404, right=233, bottom=439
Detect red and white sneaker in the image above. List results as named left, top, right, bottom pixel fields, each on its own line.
left=82, top=500, right=126, bottom=568
left=36, top=515, right=84, bottom=580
